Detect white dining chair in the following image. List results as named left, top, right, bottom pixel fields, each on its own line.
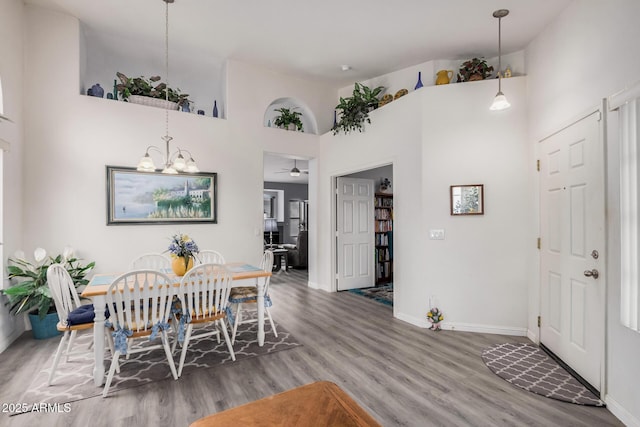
left=129, top=253, right=170, bottom=271
left=196, top=250, right=225, bottom=265
left=175, top=263, right=236, bottom=377
left=46, top=263, right=106, bottom=386
left=102, top=269, right=178, bottom=397
left=228, top=250, right=277, bottom=344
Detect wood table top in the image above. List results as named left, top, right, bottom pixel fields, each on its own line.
left=81, top=262, right=270, bottom=298
left=189, top=381, right=381, bottom=427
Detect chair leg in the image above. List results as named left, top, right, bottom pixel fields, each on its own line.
left=102, top=350, right=121, bottom=398
left=231, top=303, right=242, bottom=345
left=47, top=331, right=69, bottom=386
left=105, top=331, right=120, bottom=374
left=178, top=324, right=193, bottom=377
left=161, top=331, right=178, bottom=380
left=266, top=307, right=278, bottom=338
left=220, top=318, right=236, bottom=361
left=65, top=330, right=77, bottom=362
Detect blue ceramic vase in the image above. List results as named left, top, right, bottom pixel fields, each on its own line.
left=91, top=83, right=104, bottom=98
left=414, top=72, right=424, bottom=90
left=213, top=100, right=219, bottom=118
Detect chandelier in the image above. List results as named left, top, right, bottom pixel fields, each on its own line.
left=137, top=0, right=199, bottom=174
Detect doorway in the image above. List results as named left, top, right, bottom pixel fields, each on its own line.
left=335, top=164, right=394, bottom=306
left=538, top=109, right=605, bottom=392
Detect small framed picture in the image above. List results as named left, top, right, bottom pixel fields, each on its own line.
left=450, top=184, right=484, bottom=215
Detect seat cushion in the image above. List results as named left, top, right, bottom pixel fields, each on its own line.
left=229, top=286, right=258, bottom=301
left=66, top=304, right=96, bottom=326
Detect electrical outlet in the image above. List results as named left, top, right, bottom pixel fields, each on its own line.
left=429, top=229, right=445, bottom=240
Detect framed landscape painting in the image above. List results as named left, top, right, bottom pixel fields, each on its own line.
left=106, top=166, right=217, bottom=225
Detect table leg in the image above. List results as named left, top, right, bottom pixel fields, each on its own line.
left=92, top=295, right=106, bottom=386
left=256, top=282, right=265, bottom=347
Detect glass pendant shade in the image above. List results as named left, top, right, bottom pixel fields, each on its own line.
left=185, top=158, right=199, bottom=173
left=490, top=91, right=511, bottom=111
left=137, top=153, right=156, bottom=172
left=290, top=167, right=301, bottom=177
left=173, top=153, right=186, bottom=171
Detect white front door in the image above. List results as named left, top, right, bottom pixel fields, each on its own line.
left=336, top=177, right=374, bottom=291
left=539, top=110, right=605, bottom=390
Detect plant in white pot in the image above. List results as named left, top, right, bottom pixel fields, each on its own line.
left=1, top=247, right=95, bottom=339
left=115, top=72, right=191, bottom=110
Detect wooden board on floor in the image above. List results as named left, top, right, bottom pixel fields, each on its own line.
left=190, top=381, right=381, bottom=427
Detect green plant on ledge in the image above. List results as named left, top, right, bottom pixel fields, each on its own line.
left=115, top=72, right=191, bottom=107
left=333, top=82, right=385, bottom=135
left=273, top=107, right=304, bottom=132
left=1, top=248, right=95, bottom=319
left=456, top=58, right=494, bottom=82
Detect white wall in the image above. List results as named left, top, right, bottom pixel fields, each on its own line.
left=526, top=0, right=640, bottom=424
left=317, top=77, right=529, bottom=334
left=421, top=76, right=529, bottom=334
left=21, top=7, right=331, bottom=280
left=0, top=0, right=26, bottom=351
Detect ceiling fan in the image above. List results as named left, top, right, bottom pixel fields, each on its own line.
left=275, top=159, right=309, bottom=176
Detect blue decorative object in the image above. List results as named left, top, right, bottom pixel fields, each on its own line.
left=113, top=79, right=118, bottom=100
left=181, top=103, right=190, bottom=112
left=87, top=88, right=93, bottom=96
left=107, top=93, right=113, bottom=100
left=267, top=119, right=271, bottom=127
left=28, top=312, right=61, bottom=340
left=213, top=100, right=219, bottom=118
left=197, top=110, right=205, bottom=115
left=91, top=83, right=104, bottom=98
left=414, top=72, right=424, bottom=90
left=333, top=110, right=338, bottom=128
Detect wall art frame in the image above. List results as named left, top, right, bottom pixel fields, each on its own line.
left=106, top=166, right=217, bottom=225
left=450, top=184, right=484, bottom=215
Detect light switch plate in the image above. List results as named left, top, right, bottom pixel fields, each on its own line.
left=429, top=229, right=445, bottom=240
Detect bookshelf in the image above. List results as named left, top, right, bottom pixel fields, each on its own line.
left=374, top=193, right=393, bottom=285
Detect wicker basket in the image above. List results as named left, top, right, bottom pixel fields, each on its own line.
left=128, top=95, right=179, bottom=110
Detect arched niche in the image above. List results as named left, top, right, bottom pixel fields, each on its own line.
left=263, top=97, right=318, bottom=135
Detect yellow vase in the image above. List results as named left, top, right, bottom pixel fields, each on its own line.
left=171, top=256, right=194, bottom=276
left=435, top=70, right=454, bottom=85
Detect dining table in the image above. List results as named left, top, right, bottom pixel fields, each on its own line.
left=81, top=262, right=271, bottom=387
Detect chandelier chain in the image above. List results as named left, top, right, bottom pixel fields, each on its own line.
left=165, top=0, right=169, bottom=138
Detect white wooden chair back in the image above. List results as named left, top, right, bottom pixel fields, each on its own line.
left=178, top=264, right=232, bottom=321
left=197, top=250, right=225, bottom=265
left=47, top=263, right=82, bottom=326
left=260, top=250, right=274, bottom=296
left=106, top=270, right=174, bottom=334
left=129, top=253, right=170, bottom=271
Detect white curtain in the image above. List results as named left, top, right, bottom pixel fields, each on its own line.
left=612, top=89, right=640, bottom=332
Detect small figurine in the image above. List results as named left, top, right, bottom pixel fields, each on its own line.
left=427, top=307, right=444, bottom=331
left=504, top=66, right=512, bottom=78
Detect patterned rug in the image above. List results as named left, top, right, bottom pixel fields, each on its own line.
left=481, top=343, right=604, bottom=406
left=348, top=284, right=393, bottom=307
left=19, top=321, right=300, bottom=405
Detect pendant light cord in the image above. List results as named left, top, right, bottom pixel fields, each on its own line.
left=497, top=15, right=502, bottom=93
left=165, top=0, right=169, bottom=138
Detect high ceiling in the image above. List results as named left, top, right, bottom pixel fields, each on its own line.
left=26, top=0, right=572, bottom=87
left=25, top=0, right=572, bottom=183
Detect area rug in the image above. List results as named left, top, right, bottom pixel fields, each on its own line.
left=19, top=321, right=300, bottom=405
left=481, top=343, right=604, bottom=406
left=348, top=284, right=393, bottom=307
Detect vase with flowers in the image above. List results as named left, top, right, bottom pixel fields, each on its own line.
left=426, top=307, right=444, bottom=331
left=167, top=233, right=199, bottom=276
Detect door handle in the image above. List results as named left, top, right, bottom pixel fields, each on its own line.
left=584, top=269, right=599, bottom=279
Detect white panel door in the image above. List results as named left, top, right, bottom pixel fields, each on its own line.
left=539, top=111, right=604, bottom=390
left=337, top=177, right=374, bottom=291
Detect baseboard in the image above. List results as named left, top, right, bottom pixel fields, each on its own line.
left=395, top=312, right=428, bottom=328
left=605, top=395, right=640, bottom=427
left=527, top=329, right=539, bottom=344
left=393, top=313, right=527, bottom=337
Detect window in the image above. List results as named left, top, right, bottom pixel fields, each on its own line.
left=610, top=84, right=640, bottom=332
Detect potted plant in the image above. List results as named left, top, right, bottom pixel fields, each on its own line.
left=456, top=58, right=494, bottom=82
left=333, top=82, right=385, bottom=135
left=115, top=72, right=191, bottom=109
left=1, top=247, right=95, bottom=339
left=273, top=107, right=304, bottom=132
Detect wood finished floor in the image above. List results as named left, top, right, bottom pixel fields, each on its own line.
left=0, top=269, right=622, bottom=427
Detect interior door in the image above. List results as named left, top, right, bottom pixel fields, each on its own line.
left=539, top=110, right=604, bottom=390
left=336, top=177, right=374, bottom=291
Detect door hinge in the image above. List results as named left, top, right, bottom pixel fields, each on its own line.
left=537, top=316, right=541, bottom=328
left=537, top=237, right=541, bottom=249
left=536, top=159, right=540, bottom=171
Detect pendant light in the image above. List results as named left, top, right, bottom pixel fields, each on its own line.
left=290, top=160, right=301, bottom=177
left=136, top=0, right=199, bottom=174
left=489, top=9, right=511, bottom=111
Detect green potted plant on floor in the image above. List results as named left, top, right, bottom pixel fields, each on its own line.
left=333, top=82, right=385, bottom=135
left=273, top=107, right=304, bottom=132
left=115, top=71, right=191, bottom=109
left=1, top=247, right=95, bottom=339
